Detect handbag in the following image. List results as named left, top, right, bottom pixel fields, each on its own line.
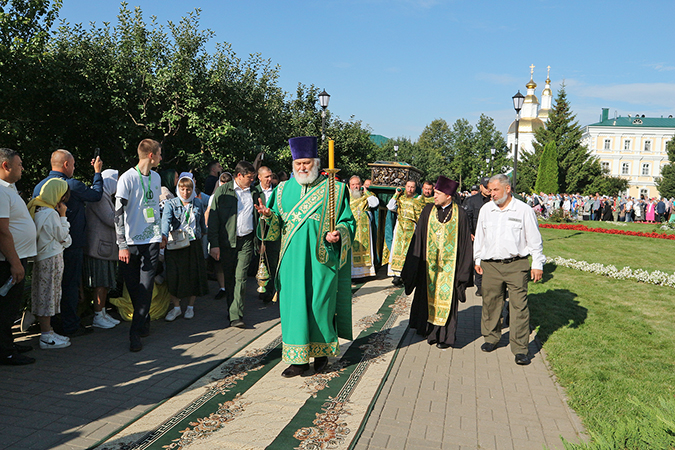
left=167, top=228, right=190, bottom=250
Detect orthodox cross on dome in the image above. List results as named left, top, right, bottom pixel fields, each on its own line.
left=530, top=64, right=535, bottom=78
left=546, top=65, right=551, bottom=83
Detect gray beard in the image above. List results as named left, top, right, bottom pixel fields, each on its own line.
left=494, top=192, right=509, bottom=206
left=350, top=189, right=362, bottom=199
left=294, top=164, right=319, bottom=186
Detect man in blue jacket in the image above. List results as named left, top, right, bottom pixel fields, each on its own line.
left=656, top=198, right=666, bottom=223
left=33, top=150, right=103, bottom=337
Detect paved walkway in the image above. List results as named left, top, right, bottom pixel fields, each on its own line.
left=355, top=289, right=586, bottom=450
left=1, top=275, right=586, bottom=450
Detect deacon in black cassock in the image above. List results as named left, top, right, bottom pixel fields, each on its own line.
left=401, top=176, right=474, bottom=349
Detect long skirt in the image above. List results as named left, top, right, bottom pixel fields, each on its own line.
left=31, top=254, right=64, bottom=317
left=83, top=255, right=117, bottom=289
left=165, top=240, right=208, bottom=299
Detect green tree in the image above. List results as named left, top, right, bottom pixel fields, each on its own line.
left=472, top=114, right=509, bottom=181
left=448, top=118, right=475, bottom=191
left=416, top=119, right=453, bottom=180
left=531, top=83, right=601, bottom=193
left=583, top=169, right=629, bottom=197
left=655, top=137, right=675, bottom=198
left=534, top=141, right=559, bottom=193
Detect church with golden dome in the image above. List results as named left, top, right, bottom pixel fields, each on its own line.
left=507, top=65, right=553, bottom=157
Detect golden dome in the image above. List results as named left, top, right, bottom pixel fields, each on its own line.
left=542, top=87, right=552, bottom=96
left=508, top=117, right=545, bottom=134
left=524, top=94, right=540, bottom=105
left=526, top=78, right=537, bottom=89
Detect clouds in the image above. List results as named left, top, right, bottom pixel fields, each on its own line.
left=573, top=83, right=675, bottom=108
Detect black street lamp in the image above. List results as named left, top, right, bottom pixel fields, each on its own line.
left=319, top=90, right=330, bottom=143
left=490, top=147, right=496, bottom=176
left=512, top=91, right=525, bottom=192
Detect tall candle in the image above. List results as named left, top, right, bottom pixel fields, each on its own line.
left=328, top=139, right=335, bottom=170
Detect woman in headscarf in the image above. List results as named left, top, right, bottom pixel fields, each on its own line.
left=161, top=173, right=208, bottom=321
left=84, top=169, right=120, bottom=329
left=27, top=178, right=72, bottom=349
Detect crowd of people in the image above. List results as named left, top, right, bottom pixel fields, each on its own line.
left=521, top=192, right=675, bottom=223
left=7, top=136, right=661, bottom=372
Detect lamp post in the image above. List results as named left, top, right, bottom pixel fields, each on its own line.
left=490, top=147, right=496, bottom=176
left=512, top=91, right=525, bottom=192
left=394, top=145, right=399, bottom=160
left=319, top=90, right=330, bottom=144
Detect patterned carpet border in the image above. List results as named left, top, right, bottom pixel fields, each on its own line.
left=97, top=283, right=408, bottom=450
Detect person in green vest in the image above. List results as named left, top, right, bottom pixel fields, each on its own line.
left=255, top=136, right=356, bottom=378
left=401, top=176, right=474, bottom=349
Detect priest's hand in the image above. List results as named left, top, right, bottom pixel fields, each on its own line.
left=254, top=198, right=271, bottom=217
left=531, top=269, right=543, bottom=282
left=210, top=247, right=220, bottom=261
left=325, top=230, right=340, bottom=244
left=474, top=264, right=483, bottom=274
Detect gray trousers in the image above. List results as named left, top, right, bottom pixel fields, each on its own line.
left=480, top=258, right=531, bottom=355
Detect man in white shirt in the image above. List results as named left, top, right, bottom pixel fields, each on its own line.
left=116, top=139, right=165, bottom=352
left=473, top=174, right=545, bottom=365
left=0, top=148, right=38, bottom=365
left=208, top=161, right=260, bottom=328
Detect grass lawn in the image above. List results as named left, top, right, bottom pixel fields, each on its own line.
left=541, top=219, right=675, bottom=235
left=529, top=230, right=675, bottom=448
left=540, top=227, right=675, bottom=274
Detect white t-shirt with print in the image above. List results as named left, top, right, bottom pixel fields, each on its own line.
left=0, top=179, right=37, bottom=260
left=117, top=167, right=162, bottom=246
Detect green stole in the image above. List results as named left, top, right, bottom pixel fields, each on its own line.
left=425, top=202, right=459, bottom=326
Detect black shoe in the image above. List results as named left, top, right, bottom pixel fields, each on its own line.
left=63, top=326, right=94, bottom=338
left=230, top=319, right=246, bottom=329
left=281, top=364, right=309, bottom=378
left=1, top=352, right=35, bottom=365
left=475, top=287, right=482, bottom=297
left=392, top=276, right=402, bottom=286
left=214, top=289, right=227, bottom=300
left=314, top=357, right=328, bottom=373
left=481, top=342, right=497, bottom=352
left=13, top=343, right=33, bottom=353
left=437, top=343, right=452, bottom=349
left=428, top=339, right=438, bottom=346
left=515, top=354, right=531, bottom=365
left=130, top=335, right=142, bottom=352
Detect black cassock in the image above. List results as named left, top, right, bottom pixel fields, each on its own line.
left=400, top=203, right=474, bottom=346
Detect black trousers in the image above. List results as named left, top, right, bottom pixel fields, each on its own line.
left=121, top=244, right=159, bottom=338
left=61, top=247, right=83, bottom=334
left=0, top=259, right=27, bottom=357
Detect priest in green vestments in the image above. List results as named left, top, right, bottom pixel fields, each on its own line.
left=401, top=176, right=473, bottom=349
left=386, top=180, right=424, bottom=285
left=255, top=136, right=356, bottom=378
left=349, top=175, right=379, bottom=279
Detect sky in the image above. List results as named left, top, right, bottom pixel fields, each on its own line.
left=55, top=0, right=675, bottom=141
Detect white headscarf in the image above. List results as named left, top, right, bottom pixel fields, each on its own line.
left=176, top=172, right=196, bottom=203
left=102, top=169, right=118, bottom=196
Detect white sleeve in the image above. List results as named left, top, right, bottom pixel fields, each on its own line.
left=367, top=195, right=380, bottom=208
left=387, top=197, right=397, bottom=211
left=473, top=210, right=485, bottom=266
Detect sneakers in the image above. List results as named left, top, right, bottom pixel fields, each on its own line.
left=40, top=331, right=71, bottom=349
left=102, top=309, right=120, bottom=325
left=1, top=352, right=35, bottom=365
left=93, top=313, right=116, bottom=329
left=214, top=289, right=227, bottom=300
left=184, top=307, right=194, bottom=319
left=165, top=307, right=182, bottom=322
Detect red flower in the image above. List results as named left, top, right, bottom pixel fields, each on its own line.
left=539, top=223, right=675, bottom=240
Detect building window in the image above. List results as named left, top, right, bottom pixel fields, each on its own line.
left=621, top=162, right=630, bottom=175
left=604, top=139, right=611, bottom=150
left=623, top=140, right=631, bottom=150
left=601, top=161, right=610, bottom=172
left=640, top=188, right=648, bottom=198
left=641, top=163, right=650, bottom=176
left=644, top=141, right=651, bottom=152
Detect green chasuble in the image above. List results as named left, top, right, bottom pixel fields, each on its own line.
left=425, top=202, right=459, bottom=326
left=388, top=193, right=423, bottom=275
left=350, top=191, right=376, bottom=278
left=263, top=176, right=355, bottom=364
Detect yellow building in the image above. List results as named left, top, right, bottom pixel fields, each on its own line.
left=581, top=109, right=673, bottom=198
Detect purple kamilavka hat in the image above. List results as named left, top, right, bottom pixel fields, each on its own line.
left=289, top=136, right=318, bottom=160
left=435, top=175, right=459, bottom=196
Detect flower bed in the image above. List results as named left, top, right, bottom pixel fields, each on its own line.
left=539, top=223, right=675, bottom=240
left=547, top=256, right=675, bottom=288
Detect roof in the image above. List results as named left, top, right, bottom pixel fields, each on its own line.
left=587, top=116, right=675, bottom=128
left=369, top=134, right=389, bottom=147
